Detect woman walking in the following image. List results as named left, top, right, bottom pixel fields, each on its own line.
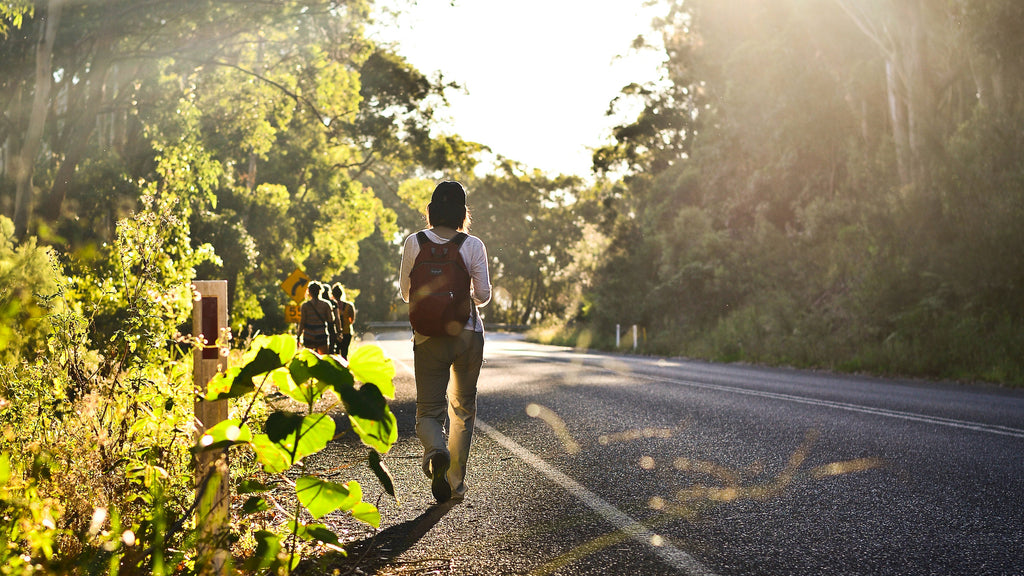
left=329, top=282, right=355, bottom=358
left=299, top=281, right=335, bottom=354
left=400, top=181, right=491, bottom=503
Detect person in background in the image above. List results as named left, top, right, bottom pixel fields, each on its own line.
left=399, top=180, right=491, bottom=503
left=299, top=281, right=334, bottom=354
left=330, top=283, right=355, bottom=358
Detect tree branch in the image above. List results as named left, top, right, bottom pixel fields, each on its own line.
left=832, top=0, right=895, bottom=60
left=179, top=56, right=333, bottom=127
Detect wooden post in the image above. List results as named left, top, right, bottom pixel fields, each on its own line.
left=192, top=280, right=229, bottom=574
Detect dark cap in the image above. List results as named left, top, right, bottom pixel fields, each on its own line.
left=430, top=181, right=466, bottom=206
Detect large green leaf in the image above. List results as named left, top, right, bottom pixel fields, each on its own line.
left=307, top=351, right=355, bottom=390
left=205, top=347, right=283, bottom=400
left=262, top=334, right=298, bottom=364
left=289, top=520, right=343, bottom=550
left=264, top=411, right=305, bottom=443
left=251, top=434, right=291, bottom=474
left=281, top=413, right=336, bottom=457
left=333, top=378, right=387, bottom=421
left=349, top=501, right=381, bottom=528
left=193, top=418, right=253, bottom=453
left=348, top=344, right=396, bottom=398
left=273, top=366, right=327, bottom=405
left=344, top=384, right=398, bottom=454
left=243, top=334, right=297, bottom=366
left=279, top=341, right=396, bottom=452
left=287, top=349, right=318, bottom=386
left=204, top=369, right=241, bottom=401
left=252, top=412, right=335, bottom=473
left=295, top=476, right=362, bottom=519
left=244, top=530, right=282, bottom=572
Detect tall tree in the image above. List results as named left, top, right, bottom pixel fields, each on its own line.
left=465, top=165, right=587, bottom=326
left=6, top=0, right=60, bottom=237
left=580, top=0, right=1024, bottom=379
left=1, top=0, right=485, bottom=334
left=1, top=0, right=374, bottom=240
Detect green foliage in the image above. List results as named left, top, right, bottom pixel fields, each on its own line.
left=2, top=1, right=472, bottom=572
left=199, top=333, right=398, bottom=572
left=0, top=72, right=403, bottom=568
left=205, top=335, right=398, bottom=461
left=0, top=2, right=31, bottom=38
left=2, top=268, right=398, bottom=575
left=567, top=0, right=1024, bottom=385
left=465, top=168, right=589, bottom=326
left=0, top=452, right=62, bottom=575
left=2, top=0, right=477, bottom=341
left=0, top=209, right=205, bottom=574
left=64, top=190, right=216, bottom=375
left=0, top=215, right=62, bottom=367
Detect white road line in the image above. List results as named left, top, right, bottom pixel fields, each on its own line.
left=636, top=373, right=1024, bottom=440
left=476, top=420, right=718, bottom=576
left=505, top=349, right=1024, bottom=440
left=391, top=354, right=717, bottom=576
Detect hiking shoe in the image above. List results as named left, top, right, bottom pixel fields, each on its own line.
left=430, top=452, right=451, bottom=503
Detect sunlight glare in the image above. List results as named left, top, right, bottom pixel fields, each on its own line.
left=525, top=403, right=581, bottom=454
left=369, top=0, right=666, bottom=177
left=811, top=457, right=885, bottom=478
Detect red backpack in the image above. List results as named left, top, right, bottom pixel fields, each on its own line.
left=408, top=231, right=472, bottom=337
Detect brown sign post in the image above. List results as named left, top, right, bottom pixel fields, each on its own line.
left=192, top=280, right=230, bottom=574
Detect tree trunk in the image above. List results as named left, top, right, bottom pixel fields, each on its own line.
left=885, top=59, right=911, bottom=187
left=902, top=0, right=934, bottom=187
left=12, top=0, right=63, bottom=239
left=835, top=0, right=941, bottom=190
left=43, top=45, right=110, bottom=222
left=519, top=276, right=539, bottom=326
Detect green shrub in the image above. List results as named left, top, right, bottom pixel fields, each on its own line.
left=0, top=201, right=399, bottom=574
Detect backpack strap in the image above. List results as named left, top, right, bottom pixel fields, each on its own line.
left=416, top=230, right=469, bottom=251
left=311, top=301, right=334, bottom=330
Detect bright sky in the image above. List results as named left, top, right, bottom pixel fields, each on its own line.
left=369, top=0, right=666, bottom=178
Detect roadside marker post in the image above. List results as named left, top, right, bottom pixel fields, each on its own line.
left=192, top=280, right=230, bottom=574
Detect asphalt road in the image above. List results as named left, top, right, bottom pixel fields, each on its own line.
left=313, top=332, right=1024, bottom=576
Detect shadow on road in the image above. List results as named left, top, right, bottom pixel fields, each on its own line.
left=323, top=501, right=458, bottom=573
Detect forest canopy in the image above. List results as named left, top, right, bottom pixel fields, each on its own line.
left=586, top=0, right=1024, bottom=383
left=2, top=0, right=1023, bottom=383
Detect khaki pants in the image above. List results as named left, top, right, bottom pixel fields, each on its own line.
left=413, top=329, right=484, bottom=499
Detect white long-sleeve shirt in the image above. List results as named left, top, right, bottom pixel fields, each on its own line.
left=400, top=229, right=491, bottom=334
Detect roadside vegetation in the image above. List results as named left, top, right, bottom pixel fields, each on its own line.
left=541, top=1, right=1024, bottom=386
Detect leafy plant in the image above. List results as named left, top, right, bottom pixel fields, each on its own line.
left=199, top=334, right=399, bottom=573
left=0, top=202, right=207, bottom=574
left=0, top=452, right=62, bottom=576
